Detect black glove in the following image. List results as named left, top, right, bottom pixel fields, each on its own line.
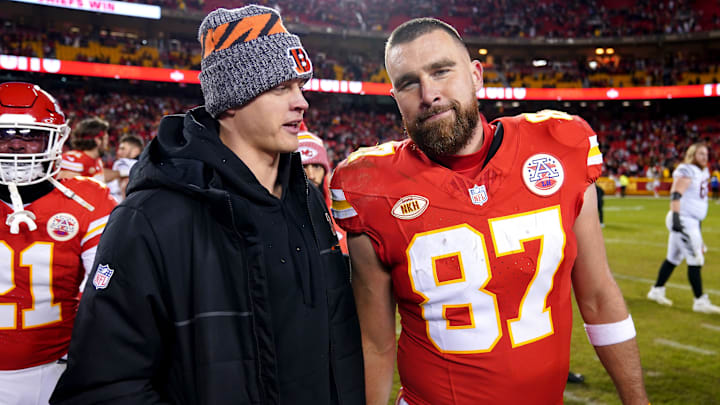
left=671, top=212, right=683, bottom=233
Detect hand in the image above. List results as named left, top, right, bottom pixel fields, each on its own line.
left=671, top=212, right=683, bottom=233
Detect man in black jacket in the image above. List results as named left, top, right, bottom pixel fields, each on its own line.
left=51, top=5, right=365, bottom=405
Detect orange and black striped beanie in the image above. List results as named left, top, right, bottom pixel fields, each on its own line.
left=198, top=5, right=313, bottom=118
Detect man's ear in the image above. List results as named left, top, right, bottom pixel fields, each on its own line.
left=219, top=108, right=236, bottom=119
left=471, top=60, right=484, bottom=92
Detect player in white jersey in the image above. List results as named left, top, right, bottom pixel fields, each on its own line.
left=648, top=143, right=720, bottom=314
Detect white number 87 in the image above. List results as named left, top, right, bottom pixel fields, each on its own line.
left=406, top=206, right=565, bottom=353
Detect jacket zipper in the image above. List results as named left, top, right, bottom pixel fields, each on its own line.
left=226, top=192, right=267, bottom=404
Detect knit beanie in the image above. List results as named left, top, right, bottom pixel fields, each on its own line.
left=198, top=5, right=313, bottom=118
left=297, top=131, right=330, bottom=176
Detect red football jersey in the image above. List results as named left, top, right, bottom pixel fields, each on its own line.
left=331, top=111, right=603, bottom=404
left=0, top=177, right=116, bottom=369
left=61, top=150, right=105, bottom=182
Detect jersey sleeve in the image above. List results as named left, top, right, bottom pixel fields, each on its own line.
left=63, top=178, right=117, bottom=252
left=329, top=166, right=366, bottom=235
left=673, top=164, right=694, bottom=179
left=60, top=152, right=85, bottom=173
left=520, top=110, right=603, bottom=184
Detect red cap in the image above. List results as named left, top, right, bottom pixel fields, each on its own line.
left=297, top=130, right=330, bottom=176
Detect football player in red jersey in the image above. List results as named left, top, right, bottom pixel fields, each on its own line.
left=58, top=117, right=109, bottom=183
left=330, top=19, right=648, bottom=405
left=0, top=82, right=116, bottom=404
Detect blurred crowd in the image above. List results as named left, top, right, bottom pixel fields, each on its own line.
left=44, top=87, right=720, bottom=179
left=4, top=0, right=720, bottom=86
left=117, top=0, right=720, bottom=37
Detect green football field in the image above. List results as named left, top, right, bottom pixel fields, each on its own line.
left=388, top=196, right=720, bottom=404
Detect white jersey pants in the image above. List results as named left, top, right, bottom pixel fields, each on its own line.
left=0, top=361, right=66, bottom=405
left=665, top=211, right=704, bottom=266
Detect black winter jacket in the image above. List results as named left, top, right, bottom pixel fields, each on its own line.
left=50, top=107, right=365, bottom=405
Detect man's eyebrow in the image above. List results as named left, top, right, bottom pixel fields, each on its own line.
left=425, top=58, right=456, bottom=71
left=394, top=58, right=457, bottom=87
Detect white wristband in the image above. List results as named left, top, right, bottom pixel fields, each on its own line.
left=584, top=314, right=636, bottom=346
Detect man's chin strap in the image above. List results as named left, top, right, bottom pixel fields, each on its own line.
left=6, top=182, right=37, bottom=234
left=48, top=178, right=95, bottom=212
left=4, top=178, right=96, bottom=234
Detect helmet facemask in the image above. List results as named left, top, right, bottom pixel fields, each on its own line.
left=0, top=122, right=70, bottom=185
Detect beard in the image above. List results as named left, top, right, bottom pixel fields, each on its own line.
left=404, top=97, right=480, bottom=160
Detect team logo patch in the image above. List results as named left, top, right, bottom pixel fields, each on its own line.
left=522, top=153, right=565, bottom=196
left=46, top=213, right=79, bottom=242
left=468, top=184, right=488, bottom=206
left=391, top=195, right=429, bottom=220
left=298, top=146, right=317, bottom=159
left=93, top=264, right=114, bottom=290
left=288, top=46, right=312, bottom=74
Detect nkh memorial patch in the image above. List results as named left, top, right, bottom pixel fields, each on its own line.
left=93, top=264, right=115, bottom=289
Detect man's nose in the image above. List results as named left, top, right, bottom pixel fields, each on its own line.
left=419, top=77, right=442, bottom=107
left=6, top=138, right=27, bottom=152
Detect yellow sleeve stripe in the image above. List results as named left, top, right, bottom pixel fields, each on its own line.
left=330, top=188, right=358, bottom=219
left=587, top=135, right=603, bottom=166
left=332, top=199, right=353, bottom=211
left=81, top=215, right=109, bottom=245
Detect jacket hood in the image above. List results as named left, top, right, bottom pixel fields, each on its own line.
left=127, top=106, right=293, bottom=206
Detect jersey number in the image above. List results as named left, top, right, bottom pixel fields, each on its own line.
left=407, top=207, right=564, bottom=353
left=0, top=242, right=62, bottom=329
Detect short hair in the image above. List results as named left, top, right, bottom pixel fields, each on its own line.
left=72, top=117, right=109, bottom=150
left=385, top=18, right=465, bottom=66
left=684, top=142, right=707, bottom=164
left=119, top=134, right=144, bottom=150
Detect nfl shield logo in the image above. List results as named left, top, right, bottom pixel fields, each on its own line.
left=93, top=264, right=115, bottom=290
left=468, top=184, right=488, bottom=206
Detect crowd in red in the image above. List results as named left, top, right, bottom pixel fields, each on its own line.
left=3, top=17, right=719, bottom=87
left=130, top=0, right=720, bottom=37
left=4, top=0, right=720, bottom=85
left=43, top=86, right=719, bottom=178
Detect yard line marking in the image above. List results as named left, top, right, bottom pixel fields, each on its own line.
left=604, top=237, right=719, bottom=252
left=563, top=390, right=604, bottom=405
left=701, top=323, right=720, bottom=332
left=604, top=205, right=645, bottom=211
left=654, top=338, right=716, bottom=355
left=612, top=273, right=720, bottom=296
left=604, top=238, right=667, bottom=248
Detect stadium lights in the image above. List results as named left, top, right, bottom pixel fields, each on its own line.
left=588, top=60, right=598, bottom=70
left=606, top=48, right=615, bottom=55
left=643, top=100, right=651, bottom=106
left=532, top=59, right=548, bottom=67
left=622, top=101, right=630, bottom=107
left=595, top=48, right=605, bottom=55
left=478, top=49, right=488, bottom=55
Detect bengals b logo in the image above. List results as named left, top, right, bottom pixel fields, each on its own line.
left=288, top=47, right=313, bottom=75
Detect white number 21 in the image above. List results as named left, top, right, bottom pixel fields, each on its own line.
left=407, top=206, right=565, bottom=353
left=0, top=242, right=61, bottom=329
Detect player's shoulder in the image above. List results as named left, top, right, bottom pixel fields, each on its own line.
left=62, top=150, right=85, bottom=160
left=673, top=163, right=700, bottom=177
left=333, top=139, right=410, bottom=178
left=61, top=176, right=110, bottom=197
left=496, top=109, right=597, bottom=147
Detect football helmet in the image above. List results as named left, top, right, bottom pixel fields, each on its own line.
left=0, top=82, right=70, bottom=185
